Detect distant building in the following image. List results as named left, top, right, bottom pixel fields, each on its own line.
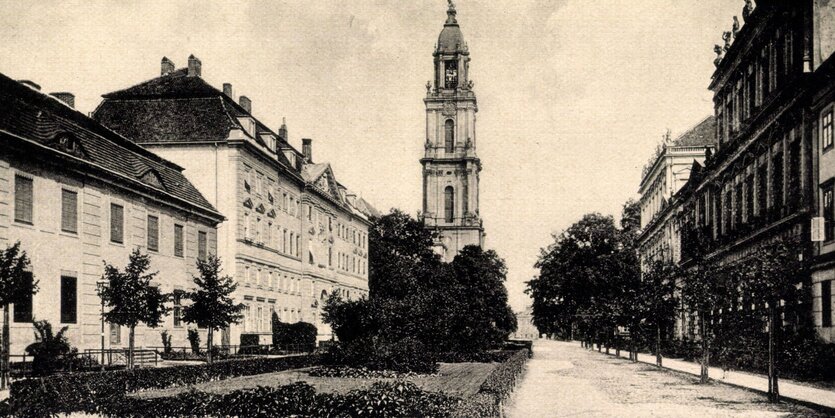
left=0, top=73, right=223, bottom=355
left=637, top=117, right=716, bottom=268
left=94, top=56, right=377, bottom=344
left=512, top=307, right=539, bottom=341
left=420, top=2, right=485, bottom=262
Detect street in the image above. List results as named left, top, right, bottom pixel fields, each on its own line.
left=505, top=340, right=822, bottom=418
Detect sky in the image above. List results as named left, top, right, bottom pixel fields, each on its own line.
left=0, top=0, right=742, bottom=312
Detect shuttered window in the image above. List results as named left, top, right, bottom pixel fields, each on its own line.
left=61, top=189, right=78, bottom=233
left=198, top=231, right=207, bottom=261
left=14, top=175, right=33, bottom=224
left=110, top=203, right=124, bottom=243
left=147, top=215, right=159, bottom=252
left=174, top=224, right=184, bottom=257
left=13, top=271, right=33, bottom=323
left=110, top=323, right=121, bottom=344
left=60, top=276, right=77, bottom=324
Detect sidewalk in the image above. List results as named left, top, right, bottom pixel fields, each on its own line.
left=594, top=344, right=835, bottom=412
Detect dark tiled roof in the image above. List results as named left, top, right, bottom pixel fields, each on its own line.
left=0, top=72, right=220, bottom=218
left=673, top=116, right=717, bottom=147
left=94, top=68, right=298, bottom=172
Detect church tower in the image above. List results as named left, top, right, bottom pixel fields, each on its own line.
left=421, top=0, right=484, bottom=262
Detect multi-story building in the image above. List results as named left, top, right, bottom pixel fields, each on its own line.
left=676, top=0, right=835, bottom=340
left=0, top=73, right=223, bottom=355
left=511, top=307, right=539, bottom=341
left=637, top=117, right=716, bottom=268
left=421, top=1, right=485, bottom=262
left=94, top=56, right=376, bottom=344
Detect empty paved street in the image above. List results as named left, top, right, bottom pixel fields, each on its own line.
left=505, top=340, right=823, bottom=417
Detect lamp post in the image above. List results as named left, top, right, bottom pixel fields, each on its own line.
left=96, top=281, right=107, bottom=371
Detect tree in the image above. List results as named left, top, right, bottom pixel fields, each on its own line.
left=25, top=320, right=74, bottom=376
left=0, top=242, right=37, bottom=389
left=680, top=259, right=729, bottom=383
left=181, top=255, right=244, bottom=364
left=99, top=249, right=170, bottom=369
left=739, top=236, right=806, bottom=402
left=639, top=259, right=680, bottom=367
left=526, top=213, right=636, bottom=347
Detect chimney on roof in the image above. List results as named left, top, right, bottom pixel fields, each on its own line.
left=161, top=57, right=175, bottom=76
left=239, top=96, right=252, bottom=114
left=279, top=117, right=288, bottom=141
left=187, top=54, right=202, bottom=77
left=18, top=80, right=41, bottom=91
left=50, top=92, right=75, bottom=108
left=302, top=138, right=313, bottom=163
left=223, top=83, right=233, bottom=98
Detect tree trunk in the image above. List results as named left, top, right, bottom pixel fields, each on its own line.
left=768, top=305, right=780, bottom=403
left=128, top=325, right=135, bottom=370
left=207, top=328, right=214, bottom=364
left=700, top=312, right=709, bottom=384
left=656, top=323, right=662, bottom=367
left=1, top=304, right=8, bottom=390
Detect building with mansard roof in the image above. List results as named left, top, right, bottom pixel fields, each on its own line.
left=94, top=56, right=376, bottom=344
left=0, top=72, right=223, bottom=356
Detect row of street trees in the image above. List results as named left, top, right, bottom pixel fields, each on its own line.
left=526, top=201, right=810, bottom=402
left=0, top=242, right=243, bottom=386
left=100, top=249, right=244, bottom=367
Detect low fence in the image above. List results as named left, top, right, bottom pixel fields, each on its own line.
left=148, top=343, right=313, bottom=361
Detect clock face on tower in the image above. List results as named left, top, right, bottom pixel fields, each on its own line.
left=445, top=61, right=458, bottom=89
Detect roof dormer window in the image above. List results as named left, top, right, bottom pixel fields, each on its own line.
left=237, top=117, right=256, bottom=137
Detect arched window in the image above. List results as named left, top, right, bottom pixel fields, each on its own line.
left=444, top=186, right=454, bottom=223
left=444, top=119, right=455, bottom=153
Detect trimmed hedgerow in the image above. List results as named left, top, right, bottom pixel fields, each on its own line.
left=437, top=350, right=517, bottom=363
left=308, top=365, right=428, bottom=379
left=9, top=354, right=320, bottom=417
left=453, top=348, right=531, bottom=418
left=98, top=381, right=461, bottom=418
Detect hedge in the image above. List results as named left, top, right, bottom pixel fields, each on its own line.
left=436, top=350, right=517, bottom=363
left=10, top=354, right=320, bottom=417
left=453, top=348, right=531, bottom=417
left=97, top=381, right=461, bottom=418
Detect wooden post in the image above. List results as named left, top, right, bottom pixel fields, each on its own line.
left=656, top=323, right=662, bottom=367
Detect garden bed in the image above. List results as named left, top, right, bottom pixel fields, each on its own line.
left=133, top=362, right=497, bottom=400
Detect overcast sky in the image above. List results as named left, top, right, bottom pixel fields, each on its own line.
left=0, top=0, right=742, bottom=311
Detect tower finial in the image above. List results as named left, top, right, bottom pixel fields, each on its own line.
left=446, top=0, right=457, bottom=24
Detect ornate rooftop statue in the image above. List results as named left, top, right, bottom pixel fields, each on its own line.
left=743, top=0, right=755, bottom=22
left=723, top=31, right=733, bottom=51
left=714, top=45, right=726, bottom=68
left=732, top=16, right=740, bottom=38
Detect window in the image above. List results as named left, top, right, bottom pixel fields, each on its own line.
left=198, top=231, right=207, bottom=261
left=788, top=139, right=801, bottom=203
left=444, top=186, right=455, bottom=223
left=266, top=222, right=272, bottom=247
left=444, top=120, right=455, bottom=153
left=174, top=224, right=184, bottom=257
left=147, top=215, right=159, bottom=252
left=296, top=236, right=300, bottom=256
left=773, top=152, right=784, bottom=210
left=328, top=246, right=333, bottom=267
left=307, top=205, right=312, bottom=221
left=823, top=280, right=832, bottom=328
left=244, top=212, right=250, bottom=240
left=60, top=276, right=77, bottom=323
left=824, top=184, right=834, bottom=242
left=444, top=60, right=458, bottom=88
left=13, top=271, right=33, bottom=323
left=823, top=111, right=833, bottom=150
left=110, top=203, right=124, bottom=244
left=14, top=175, right=33, bottom=224
left=757, top=163, right=768, bottom=217
left=110, top=323, right=121, bottom=345
left=173, top=290, right=183, bottom=327
left=61, top=189, right=77, bottom=233
left=745, top=175, right=754, bottom=223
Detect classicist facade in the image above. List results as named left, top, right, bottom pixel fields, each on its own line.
left=94, top=56, right=376, bottom=344
left=421, top=1, right=485, bottom=262
left=656, top=1, right=835, bottom=342
left=0, top=73, right=223, bottom=355
left=637, top=117, right=716, bottom=267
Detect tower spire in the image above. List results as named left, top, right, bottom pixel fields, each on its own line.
left=446, top=0, right=457, bottom=24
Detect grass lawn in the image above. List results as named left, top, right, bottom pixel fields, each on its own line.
left=133, top=362, right=497, bottom=400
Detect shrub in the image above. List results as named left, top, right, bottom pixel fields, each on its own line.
left=308, top=365, right=423, bottom=379
left=272, top=317, right=317, bottom=352
left=187, top=329, right=201, bottom=354
left=160, top=331, right=172, bottom=355
left=239, top=333, right=263, bottom=355
left=325, top=336, right=439, bottom=374
left=24, top=320, right=76, bottom=376
left=437, top=350, right=516, bottom=363
left=9, top=354, right=320, bottom=417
